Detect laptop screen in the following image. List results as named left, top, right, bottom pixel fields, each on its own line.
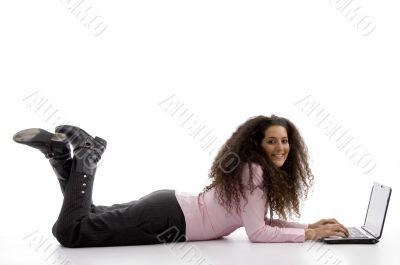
left=362, top=183, right=392, bottom=238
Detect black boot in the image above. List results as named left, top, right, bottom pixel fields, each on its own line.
left=55, top=125, right=107, bottom=175
left=13, top=128, right=72, bottom=193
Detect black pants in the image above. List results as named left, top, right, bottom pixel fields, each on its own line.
left=51, top=158, right=186, bottom=247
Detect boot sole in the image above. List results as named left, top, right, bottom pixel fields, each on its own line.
left=13, top=128, right=68, bottom=144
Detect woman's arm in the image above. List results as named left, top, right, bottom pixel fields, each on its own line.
left=240, top=164, right=307, bottom=243
left=241, top=164, right=349, bottom=242
left=263, top=218, right=349, bottom=239
left=264, top=217, right=308, bottom=229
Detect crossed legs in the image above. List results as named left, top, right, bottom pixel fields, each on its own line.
left=13, top=126, right=186, bottom=248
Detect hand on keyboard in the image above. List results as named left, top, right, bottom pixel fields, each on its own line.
left=347, top=227, right=368, bottom=238
left=305, top=223, right=349, bottom=240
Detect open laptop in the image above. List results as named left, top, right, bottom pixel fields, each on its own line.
left=323, top=182, right=392, bottom=244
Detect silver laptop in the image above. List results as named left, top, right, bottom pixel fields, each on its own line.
left=323, top=182, right=392, bottom=244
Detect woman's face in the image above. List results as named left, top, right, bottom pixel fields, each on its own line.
left=261, top=125, right=290, bottom=167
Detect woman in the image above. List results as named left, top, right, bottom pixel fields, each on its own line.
left=13, top=115, right=348, bottom=247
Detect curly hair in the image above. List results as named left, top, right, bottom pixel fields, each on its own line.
left=201, top=115, right=314, bottom=220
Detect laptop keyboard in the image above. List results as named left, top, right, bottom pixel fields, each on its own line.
left=348, top=227, right=368, bottom=238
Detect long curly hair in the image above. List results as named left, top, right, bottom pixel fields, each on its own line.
left=202, top=115, right=314, bottom=220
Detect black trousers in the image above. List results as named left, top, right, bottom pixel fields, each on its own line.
left=51, top=158, right=186, bottom=247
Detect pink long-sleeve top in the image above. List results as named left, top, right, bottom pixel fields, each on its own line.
left=175, top=163, right=308, bottom=243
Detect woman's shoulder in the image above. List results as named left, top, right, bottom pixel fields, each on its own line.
left=242, top=162, right=263, bottom=176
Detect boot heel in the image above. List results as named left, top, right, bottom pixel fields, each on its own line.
left=51, top=133, right=68, bottom=143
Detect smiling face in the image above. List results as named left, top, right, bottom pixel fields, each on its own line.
left=261, top=125, right=290, bottom=167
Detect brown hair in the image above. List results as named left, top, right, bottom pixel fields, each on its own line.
left=202, top=115, right=313, bottom=220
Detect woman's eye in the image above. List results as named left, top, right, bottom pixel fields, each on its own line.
left=266, top=139, right=288, bottom=144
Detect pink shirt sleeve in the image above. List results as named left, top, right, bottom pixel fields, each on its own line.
left=264, top=218, right=309, bottom=229
left=240, top=164, right=306, bottom=243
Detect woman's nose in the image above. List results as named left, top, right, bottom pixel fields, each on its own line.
left=275, top=142, right=283, bottom=151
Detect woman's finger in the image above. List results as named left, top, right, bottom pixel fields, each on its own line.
left=335, top=225, right=349, bottom=237
left=337, top=223, right=349, bottom=235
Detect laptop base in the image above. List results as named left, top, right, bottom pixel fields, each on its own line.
left=323, top=237, right=379, bottom=244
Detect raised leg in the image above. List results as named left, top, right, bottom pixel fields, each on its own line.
left=51, top=126, right=187, bottom=247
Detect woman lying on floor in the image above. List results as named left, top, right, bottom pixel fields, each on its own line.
left=13, top=115, right=348, bottom=247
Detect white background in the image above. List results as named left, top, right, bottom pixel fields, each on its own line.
left=1, top=0, right=399, bottom=264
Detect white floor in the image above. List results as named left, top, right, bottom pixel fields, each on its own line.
left=2, top=225, right=399, bottom=265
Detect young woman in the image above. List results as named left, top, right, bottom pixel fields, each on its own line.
left=13, top=115, right=348, bottom=248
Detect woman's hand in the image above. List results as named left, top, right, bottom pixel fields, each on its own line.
left=309, top=218, right=346, bottom=230
left=305, top=224, right=349, bottom=240
left=305, top=218, right=349, bottom=240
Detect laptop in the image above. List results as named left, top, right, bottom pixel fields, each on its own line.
left=323, top=182, right=392, bottom=244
